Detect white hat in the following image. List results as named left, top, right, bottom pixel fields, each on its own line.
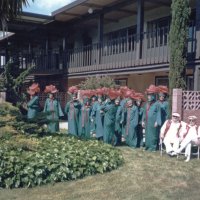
left=172, top=112, right=180, bottom=118
left=188, top=115, right=197, bottom=120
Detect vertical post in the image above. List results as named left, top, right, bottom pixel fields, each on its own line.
left=196, top=0, right=200, bottom=59
left=136, top=0, right=144, bottom=60
left=194, top=66, right=200, bottom=90
left=98, top=13, right=104, bottom=64
left=172, top=88, right=183, bottom=117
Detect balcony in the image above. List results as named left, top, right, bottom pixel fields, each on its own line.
left=4, top=27, right=197, bottom=75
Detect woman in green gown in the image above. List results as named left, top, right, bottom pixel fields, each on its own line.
left=43, top=85, right=64, bottom=133
left=27, top=83, right=40, bottom=119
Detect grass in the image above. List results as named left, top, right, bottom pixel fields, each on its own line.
left=1, top=146, right=200, bottom=200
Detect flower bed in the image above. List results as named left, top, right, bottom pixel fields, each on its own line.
left=0, top=135, right=123, bottom=188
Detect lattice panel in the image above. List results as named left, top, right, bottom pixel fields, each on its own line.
left=182, top=91, right=200, bottom=110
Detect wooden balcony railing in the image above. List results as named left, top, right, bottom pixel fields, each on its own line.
left=3, top=27, right=197, bottom=75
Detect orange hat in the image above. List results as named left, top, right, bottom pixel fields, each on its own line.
left=96, top=88, right=104, bottom=95
left=124, top=90, right=132, bottom=98
left=108, top=89, right=118, bottom=100
left=134, top=93, right=146, bottom=102
left=44, top=84, right=58, bottom=94
left=68, top=86, right=78, bottom=94
left=145, top=84, right=159, bottom=94
left=158, top=85, right=168, bottom=94
left=27, top=83, right=40, bottom=95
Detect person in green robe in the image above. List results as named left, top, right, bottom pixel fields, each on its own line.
left=90, top=95, right=97, bottom=135
left=135, top=93, right=145, bottom=148
left=120, top=88, right=132, bottom=142
left=122, top=98, right=139, bottom=148
left=65, top=92, right=81, bottom=136
left=27, top=83, right=40, bottom=119
left=101, top=91, right=118, bottom=145
left=79, top=97, right=92, bottom=139
left=91, top=95, right=104, bottom=140
left=142, top=85, right=162, bottom=151
left=43, top=85, right=64, bottom=133
left=157, top=85, right=169, bottom=126
left=114, top=98, right=123, bottom=146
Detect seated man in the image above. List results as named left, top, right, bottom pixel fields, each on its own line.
left=160, top=112, right=185, bottom=156
left=176, top=115, right=200, bottom=162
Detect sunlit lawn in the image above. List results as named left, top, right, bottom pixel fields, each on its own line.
left=1, top=146, right=200, bottom=200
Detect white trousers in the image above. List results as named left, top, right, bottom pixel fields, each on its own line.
left=164, top=139, right=180, bottom=153
left=179, top=134, right=200, bottom=158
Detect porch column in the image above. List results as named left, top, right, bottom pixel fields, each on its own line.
left=172, top=88, right=183, bottom=117
left=136, top=0, right=144, bottom=60
left=98, top=13, right=104, bottom=43
left=194, top=66, right=200, bottom=90
left=98, top=13, right=104, bottom=64
left=196, top=0, right=200, bottom=59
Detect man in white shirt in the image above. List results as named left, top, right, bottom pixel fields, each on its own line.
left=160, top=112, right=185, bottom=156
left=176, top=115, right=200, bottom=162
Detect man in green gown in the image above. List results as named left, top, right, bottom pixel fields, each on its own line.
left=142, top=85, right=161, bottom=151
left=101, top=91, right=118, bottom=145
left=65, top=92, right=81, bottom=136
left=91, top=95, right=104, bottom=140
left=27, top=83, right=40, bottom=119
left=79, top=97, right=92, bottom=138
left=114, top=98, right=123, bottom=146
left=135, top=93, right=145, bottom=148
left=157, top=85, right=170, bottom=126
left=43, top=85, right=64, bottom=133
left=122, top=97, right=139, bottom=148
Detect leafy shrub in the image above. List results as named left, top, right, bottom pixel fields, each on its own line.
left=78, top=76, right=116, bottom=89
left=0, top=135, right=124, bottom=188
left=0, top=102, right=48, bottom=137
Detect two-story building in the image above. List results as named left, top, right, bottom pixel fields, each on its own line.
left=0, top=0, right=200, bottom=93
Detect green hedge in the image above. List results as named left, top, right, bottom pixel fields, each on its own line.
left=0, top=135, right=124, bottom=188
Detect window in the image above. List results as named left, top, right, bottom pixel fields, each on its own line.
left=155, top=76, right=169, bottom=86
left=115, top=79, right=127, bottom=86
left=186, top=75, right=194, bottom=90
left=147, top=17, right=170, bottom=48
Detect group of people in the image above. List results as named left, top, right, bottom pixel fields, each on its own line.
left=160, top=113, right=200, bottom=162
left=26, top=82, right=200, bottom=162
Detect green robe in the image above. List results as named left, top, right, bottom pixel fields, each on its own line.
left=91, top=102, right=104, bottom=139
left=65, top=100, right=81, bottom=136
left=123, top=105, right=139, bottom=148
left=136, top=106, right=144, bottom=147
left=90, top=101, right=97, bottom=134
left=142, top=101, right=161, bottom=151
left=43, top=98, right=64, bottom=133
left=27, top=95, right=40, bottom=119
left=157, top=100, right=169, bottom=126
left=101, top=101, right=118, bottom=144
left=120, top=99, right=127, bottom=137
left=114, top=105, right=123, bottom=145
left=79, top=104, right=91, bottom=139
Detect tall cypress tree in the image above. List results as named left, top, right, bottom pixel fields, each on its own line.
left=169, top=0, right=191, bottom=90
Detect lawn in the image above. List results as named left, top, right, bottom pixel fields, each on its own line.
left=1, top=147, right=200, bottom=200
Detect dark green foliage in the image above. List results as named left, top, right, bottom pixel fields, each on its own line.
left=0, top=62, right=34, bottom=105
left=0, top=102, right=48, bottom=138
left=78, top=76, right=116, bottom=89
left=0, top=135, right=124, bottom=189
left=169, top=0, right=190, bottom=90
